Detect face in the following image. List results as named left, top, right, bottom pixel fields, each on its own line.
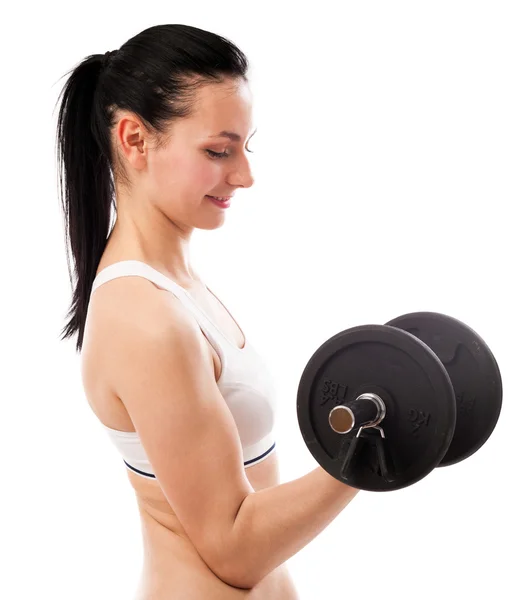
left=142, top=79, right=257, bottom=230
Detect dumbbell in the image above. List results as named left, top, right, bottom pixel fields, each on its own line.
left=296, top=312, right=503, bottom=492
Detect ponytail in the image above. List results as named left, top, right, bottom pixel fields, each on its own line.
left=56, top=52, right=115, bottom=353
left=54, top=24, right=249, bottom=353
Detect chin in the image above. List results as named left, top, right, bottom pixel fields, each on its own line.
left=206, top=221, right=226, bottom=231
left=196, top=218, right=226, bottom=231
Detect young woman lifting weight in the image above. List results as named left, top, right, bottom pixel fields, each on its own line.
left=55, top=23, right=359, bottom=599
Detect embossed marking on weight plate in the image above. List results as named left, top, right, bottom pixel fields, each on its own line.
left=408, top=409, right=431, bottom=434
left=320, top=378, right=347, bottom=406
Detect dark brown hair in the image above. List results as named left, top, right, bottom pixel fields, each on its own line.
left=54, top=24, right=250, bottom=353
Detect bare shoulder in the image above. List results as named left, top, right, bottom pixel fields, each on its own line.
left=86, top=274, right=195, bottom=334
left=81, top=275, right=206, bottom=388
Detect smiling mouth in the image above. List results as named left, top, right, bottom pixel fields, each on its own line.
left=206, top=195, right=230, bottom=203
left=206, top=195, right=231, bottom=207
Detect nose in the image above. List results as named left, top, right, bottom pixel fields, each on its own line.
left=227, top=154, right=255, bottom=189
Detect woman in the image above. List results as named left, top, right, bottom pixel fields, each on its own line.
left=55, top=24, right=359, bottom=599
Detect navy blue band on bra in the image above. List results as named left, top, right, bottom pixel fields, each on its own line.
left=244, top=442, right=276, bottom=466
left=123, top=460, right=156, bottom=478
left=123, top=442, right=276, bottom=478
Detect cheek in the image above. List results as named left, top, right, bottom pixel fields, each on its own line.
left=194, top=156, right=221, bottom=189
left=155, top=150, right=216, bottom=189
left=153, top=152, right=188, bottom=190
left=149, top=149, right=220, bottom=199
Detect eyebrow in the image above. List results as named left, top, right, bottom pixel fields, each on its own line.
left=209, top=127, right=258, bottom=142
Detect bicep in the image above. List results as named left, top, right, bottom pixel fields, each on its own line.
left=106, top=295, right=254, bottom=577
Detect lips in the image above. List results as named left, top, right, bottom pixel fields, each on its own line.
left=206, top=195, right=231, bottom=208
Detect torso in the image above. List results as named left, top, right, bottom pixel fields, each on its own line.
left=81, top=253, right=300, bottom=600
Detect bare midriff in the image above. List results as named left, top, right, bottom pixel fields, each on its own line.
left=128, top=452, right=300, bottom=600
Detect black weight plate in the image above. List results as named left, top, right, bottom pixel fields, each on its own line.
left=297, top=325, right=456, bottom=492
left=386, top=312, right=503, bottom=466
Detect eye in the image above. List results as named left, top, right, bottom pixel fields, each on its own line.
left=206, top=148, right=255, bottom=159
left=206, top=149, right=230, bottom=159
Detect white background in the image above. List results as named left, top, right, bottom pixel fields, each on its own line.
left=2, top=1, right=508, bottom=599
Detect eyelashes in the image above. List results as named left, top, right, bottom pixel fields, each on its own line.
left=206, top=148, right=255, bottom=159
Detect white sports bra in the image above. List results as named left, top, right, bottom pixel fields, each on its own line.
left=89, top=260, right=278, bottom=479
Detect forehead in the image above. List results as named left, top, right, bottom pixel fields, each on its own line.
left=186, top=81, right=255, bottom=138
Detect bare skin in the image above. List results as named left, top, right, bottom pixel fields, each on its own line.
left=82, top=250, right=299, bottom=599
left=80, top=79, right=300, bottom=597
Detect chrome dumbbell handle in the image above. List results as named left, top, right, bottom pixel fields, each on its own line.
left=328, top=393, right=386, bottom=435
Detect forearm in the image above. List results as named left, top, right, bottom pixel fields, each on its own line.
left=227, top=465, right=360, bottom=588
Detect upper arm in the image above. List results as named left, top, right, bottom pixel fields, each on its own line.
left=102, top=282, right=254, bottom=582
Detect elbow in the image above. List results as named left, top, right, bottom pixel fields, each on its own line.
left=211, top=546, right=260, bottom=590
left=216, top=571, right=256, bottom=591
left=204, top=496, right=263, bottom=590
